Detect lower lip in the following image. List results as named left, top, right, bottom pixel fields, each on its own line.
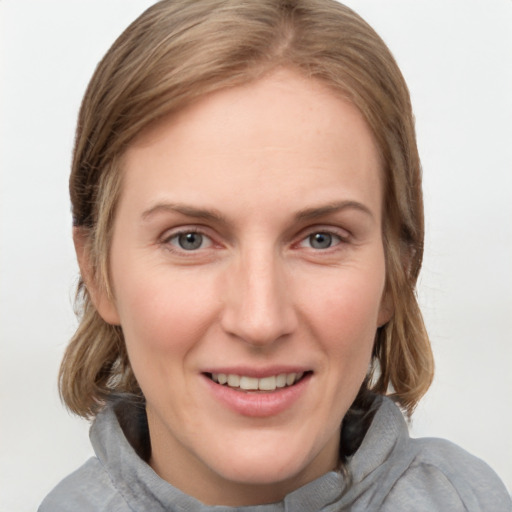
left=202, top=374, right=311, bottom=418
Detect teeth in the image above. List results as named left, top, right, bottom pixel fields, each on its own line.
left=210, top=372, right=305, bottom=391
left=258, top=376, right=276, bottom=391
left=276, top=374, right=287, bottom=388
left=227, top=374, right=240, bottom=387
left=286, top=373, right=297, bottom=386
left=240, top=376, right=259, bottom=390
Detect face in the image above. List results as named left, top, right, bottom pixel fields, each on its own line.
left=91, top=68, right=389, bottom=506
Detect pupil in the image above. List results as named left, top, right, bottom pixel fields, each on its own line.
left=310, top=232, right=332, bottom=249
left=178, top=233, right=202, bottom=250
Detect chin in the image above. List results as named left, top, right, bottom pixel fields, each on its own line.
left=201, top=429, right=336, bottom=489
left=217, top=458, right=304, bottom=486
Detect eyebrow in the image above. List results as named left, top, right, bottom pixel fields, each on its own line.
left=294, top=200, right=374, bottom=222
left=141, top=199, right=374, bottom=224
left=141, top=202, right=228, bottom=224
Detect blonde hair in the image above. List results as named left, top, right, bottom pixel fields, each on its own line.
left=61, top=0, right=433, bottom=419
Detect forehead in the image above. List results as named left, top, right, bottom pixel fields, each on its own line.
left=133, top=68, right=379, bottom=155
left=120, top=68, right=383, bottom=221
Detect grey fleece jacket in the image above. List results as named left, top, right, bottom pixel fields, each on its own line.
left=39, top=397, right=512, bottom=511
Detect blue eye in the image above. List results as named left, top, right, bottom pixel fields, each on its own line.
left=305, top=232, right=341, bottom=249
left=171, top=232, right=209, bottom=251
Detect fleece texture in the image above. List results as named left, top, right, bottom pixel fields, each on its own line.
left=39, top=397, right=512, bottom=511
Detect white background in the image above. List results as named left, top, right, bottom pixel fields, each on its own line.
left=1, top=1, right=511, bottom=510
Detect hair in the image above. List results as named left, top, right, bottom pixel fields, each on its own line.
left=60, top=0, right=434, bottom=423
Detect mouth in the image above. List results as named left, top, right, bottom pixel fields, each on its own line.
left=205, top=371, right=311, bottom=392
left=202, top=369, right=312, bottom=417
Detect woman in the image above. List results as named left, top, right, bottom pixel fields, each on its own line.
left=39, top=1, right=511, bottom=510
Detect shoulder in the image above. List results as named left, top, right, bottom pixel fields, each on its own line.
left=38, top=457, right=130, bottom=512
left=350, top=397, right=512, bottom=511
left=383, top=437, right=512, bottom=512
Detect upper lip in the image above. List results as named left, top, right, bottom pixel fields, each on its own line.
left=201, top=366, right=312, bottom=378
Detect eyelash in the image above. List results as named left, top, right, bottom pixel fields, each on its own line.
left=159, top=226, right=350, bottom=255
left=295, top=225, right=351, bottom=254
left=161, top=228, right=214, bottom=253
left=298, top=231, right=343, bottom=250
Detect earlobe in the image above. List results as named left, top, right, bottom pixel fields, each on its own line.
left=73, top=227, right=120, bottom=325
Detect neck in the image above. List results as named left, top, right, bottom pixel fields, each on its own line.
left=146, top=407, right=340, bottom=507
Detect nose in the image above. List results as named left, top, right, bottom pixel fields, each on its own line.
left=220, top=249, right=297, bottom=347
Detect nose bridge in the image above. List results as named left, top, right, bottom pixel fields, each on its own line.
left=221, top=243, right=296, bottom=346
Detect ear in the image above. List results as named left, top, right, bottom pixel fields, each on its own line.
left=377, top=287, right=394, bottom=327
left=73, top=227, right=120, bottom=325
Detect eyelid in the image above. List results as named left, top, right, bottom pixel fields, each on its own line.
left=160, top=225, right=217, bottom=253
left=296, top=225, right=351, bottom=243
left=298, top=232, right=341, bottom=249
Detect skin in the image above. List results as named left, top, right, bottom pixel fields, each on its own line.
left=81, top=68, right=390, bottom=506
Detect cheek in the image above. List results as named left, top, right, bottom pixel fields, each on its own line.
left=113, top=267, right=219, bottom=365
left=299, top=262, right=385, bottom=408
left=303, top=267, right=385, bottom=347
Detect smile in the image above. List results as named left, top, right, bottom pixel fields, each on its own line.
left=203, top=370, right=312, bottom=417
left=209, top=372, right=305, bottom=391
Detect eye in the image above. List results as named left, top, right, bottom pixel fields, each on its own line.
left=301, top=232, right=342, bottom=250
left=168, top=231, right=212, bottom=251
